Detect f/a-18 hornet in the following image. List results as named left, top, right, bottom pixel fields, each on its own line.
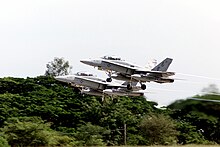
left=55, top=72, right=144, bottom=97
left=80, top=56, right=175, bottom=90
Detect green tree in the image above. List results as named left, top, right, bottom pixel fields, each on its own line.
left=140, top=113, right=178, bottom=145
left=75, top=122, right=107, bottom=146
left=176, top=121, right=209, bottom=144
left=1, top=117, right=76, bottom=146
left=169, top=94, right=220, bottom=144
left=45, top=57, right=72, bottom=76
left=0, top=136, right=10, bottom=147
left=0, top=76, right=163, bottom=146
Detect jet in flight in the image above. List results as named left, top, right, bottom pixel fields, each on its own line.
left=80, top=56, right=175, bottom=90
left=55, top=72, right=144, bottom=97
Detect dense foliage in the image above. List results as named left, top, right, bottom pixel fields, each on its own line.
left=0, top=76, right=220, bottom=146
left=169, top=94, right=220, bottom=144
left=140, top=113, right=178, bottom=145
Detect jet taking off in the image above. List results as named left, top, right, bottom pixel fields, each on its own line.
left=55, top=72, right=144, bottom=97
left=80, top=56, right=175, bottom=90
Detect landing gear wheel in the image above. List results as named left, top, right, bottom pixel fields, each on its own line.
left=106, top=78, right=112, bottom=82
left=141, top=84, right=146, bottom=90
left=127, top=84, right=132, bottom=90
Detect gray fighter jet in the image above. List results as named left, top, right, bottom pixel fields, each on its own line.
left=80, top=56, right=175, bottom=90
left=55, top=72, right=144, bottom=97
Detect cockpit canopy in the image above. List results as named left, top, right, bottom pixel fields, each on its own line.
left=101, top=55, right=123, bottom=61
left=75, top=72, right=94, bottom=76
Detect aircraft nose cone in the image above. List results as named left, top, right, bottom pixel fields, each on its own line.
left=55, top=76, right=71, bottom=83
left=54, top=76, right=65, bottom=82
left=55, top=75, right=75, bottom=83
left=80, top=59, right=92, bottom=65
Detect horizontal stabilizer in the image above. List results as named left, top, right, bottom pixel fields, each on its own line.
left=135, top=70, right=175, bottom=77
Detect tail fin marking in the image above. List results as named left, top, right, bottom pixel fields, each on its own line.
left=152, top=58, right=173, bottom=71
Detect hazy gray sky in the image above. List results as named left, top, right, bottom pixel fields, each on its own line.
left=1, top=0, right=220, bottom=105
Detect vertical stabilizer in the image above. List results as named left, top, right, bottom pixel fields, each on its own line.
left=152, top=58, right=173, bottom=71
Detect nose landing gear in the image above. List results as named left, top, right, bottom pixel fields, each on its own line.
left=127, top=84, right=132, bottom=90
left=106, top=77, right=112, bottom=82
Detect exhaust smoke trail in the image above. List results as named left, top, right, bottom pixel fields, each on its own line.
left=188, top=97, right=220, bottom=103
left=177, top=73, right=220, bottom=81
left=147, top=87, right=194, bottom=93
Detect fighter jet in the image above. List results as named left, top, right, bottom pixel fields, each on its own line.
left=55, top=72, right=144, bottom=97
left=80, top=56, right=175, bottom=90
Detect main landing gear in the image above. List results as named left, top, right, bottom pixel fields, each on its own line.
left=106, top=77, right=112, bottom=82
left=127, top=83, right=132, bottom=90
left=106, top=70, right=113, bottom=82
left=126, top=83, right=146, bottom=90
left=141, top=84, right=146, bottom=90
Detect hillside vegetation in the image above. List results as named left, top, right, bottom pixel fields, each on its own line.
left=0, top=76, right=220, bottom=146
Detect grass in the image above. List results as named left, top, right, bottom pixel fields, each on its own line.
left=110, top=145, right=220, bottom=147
left=157, top=145, right=217, bottom=147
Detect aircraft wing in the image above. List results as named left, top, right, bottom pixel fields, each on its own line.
left=79, top=76, right=127, bottom=89
left=101, top=60, right=137, bottom=75
left=104, top=60, right=138, bottom=69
